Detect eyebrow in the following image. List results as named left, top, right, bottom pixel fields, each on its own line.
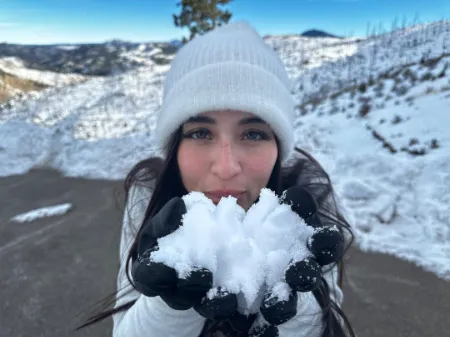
left=238, top=117, right=267, bottom=125
left=185, top=116, right=215, bottom=124
left=184, top=116, right=267, bottom=125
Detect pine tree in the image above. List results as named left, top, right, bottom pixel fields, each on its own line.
left=173, top=0, right=233, bottom=43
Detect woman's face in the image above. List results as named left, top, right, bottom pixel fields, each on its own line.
left=177, top=110, right=278, bottom=211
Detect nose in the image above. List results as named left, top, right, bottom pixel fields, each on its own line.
left=210, top=139, right=242, bottom=180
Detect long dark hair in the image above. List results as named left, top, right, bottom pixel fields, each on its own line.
left=75, top=126, right=355, bottom=337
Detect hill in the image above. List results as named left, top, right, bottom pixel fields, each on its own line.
left=0, top=40, right=179, bottom=103
left=0, top=40, right=178, bottom=75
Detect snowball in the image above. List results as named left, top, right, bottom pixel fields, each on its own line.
left=150, top=188, right=315, bottom=314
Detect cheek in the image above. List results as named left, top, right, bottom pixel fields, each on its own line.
left=177, top=143, right=207, bottom=190
left=246, top=155, right=276, bottom=176
left=245, top=145, right=278, bottom=186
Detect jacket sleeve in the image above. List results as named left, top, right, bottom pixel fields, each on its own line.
left=276, top=265, right=343, bottom=337
left=112, top=183, right=206, bottom=337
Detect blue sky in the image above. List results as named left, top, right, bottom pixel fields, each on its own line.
left=1, top=0, right=449, bottom=44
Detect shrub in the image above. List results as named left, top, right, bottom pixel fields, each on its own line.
left=394, top=85, right=409, bottom=96
left=329, top=104, right=340, bottom=115
left=392, top=115, right=402, bottom=124
left=420, top=56, right=441, bottom=68
left=359, top=102, right=371, bottom=117
left=409, top=138, right=419, bottom=146
left=421, top=72, right=435, bottom=81
left=402, top=68, right=417, bottom=81
left=358, top=82, right=367, bottom=93
left=437, top=62, right=448, bottom=78
left=430, top=139, right=440, bottom=149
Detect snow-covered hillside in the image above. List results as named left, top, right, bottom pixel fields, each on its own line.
left=0, top=57, right=87, bottom=86
left=0, top=40, right=177, bottom=103
left=267, top=20, right=450, bottom=103
left=0, top=21, right=449, bottom=281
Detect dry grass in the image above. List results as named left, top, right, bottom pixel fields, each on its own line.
left=0, top=91, right=11, bottom=101
left=0, top=69, right=48, bottom=103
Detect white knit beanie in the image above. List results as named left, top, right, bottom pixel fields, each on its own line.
left=156, top=21, right=295, bottom=162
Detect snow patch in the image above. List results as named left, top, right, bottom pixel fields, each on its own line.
left=11, top=203, right=73, bottom=223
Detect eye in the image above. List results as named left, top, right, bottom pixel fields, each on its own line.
left=242, top=130, right=272, bottom=141
left=183, top=128, right=212, bottom=140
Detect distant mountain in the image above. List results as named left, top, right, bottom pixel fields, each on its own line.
left=301, top=29, right=340, bottom=38
left=0, top=40, right=181, bottom=77
left=169, top=39, right=183, bottom=48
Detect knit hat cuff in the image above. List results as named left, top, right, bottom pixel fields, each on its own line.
left=157, top=61, right=295, bottom=162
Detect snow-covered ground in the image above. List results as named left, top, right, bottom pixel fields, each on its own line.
left=264, top=35, right=361, bottom=78
left=0, top=57, right=87, bottom=86
left=286, top=20, right=450, bottom=102
left=0, top=64, right=167, bottom=178
left=295, top=84, right=450, bottom=281
left=1, top=21, right=449, bottom=281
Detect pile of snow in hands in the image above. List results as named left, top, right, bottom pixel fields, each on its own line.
left=151, top=188, right=331, bottom=314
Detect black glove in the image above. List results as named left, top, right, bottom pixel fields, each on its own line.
left=250, top=186, right=344, bottom=334
left=131, top=197, right=238, bottom=320
left=282, top=185, right=344, bottom=267
left=249, top=323, right=280, bottom=337
left=193, top=286, right=239, bottom=321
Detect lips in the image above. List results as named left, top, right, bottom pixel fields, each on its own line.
left=205, top=190, right=245, bottom=204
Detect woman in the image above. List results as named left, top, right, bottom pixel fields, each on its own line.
left=78, top=21, right=355, bottom=336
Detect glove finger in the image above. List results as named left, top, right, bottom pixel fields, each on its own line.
left=308, top=227, right=344, bottom=266
left=131, top=247, right=178, bottom=297
left=249, top=323, right=279, bottom=337
left=260, top=287, right=298, bottom=325
left=137, top=197, right=187, bottom=255
left=160, top=292, right=193, bottom=310
left=280, top=186, right=318, bottom=221
left=285, top=258, right=323, bottom=292
left=142, top=265, right=212, bottom=311
left=228, top=312, right=258, bottom=332
left=194, top=287, right=238, bottom=321
left=176, top=268, right=213, bottom=306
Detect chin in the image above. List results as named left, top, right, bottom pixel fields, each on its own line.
left=237, top=199, right=250, bottom=211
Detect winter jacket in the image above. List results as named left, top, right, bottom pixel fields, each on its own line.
left=112, top=183, right=344, bottom=337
